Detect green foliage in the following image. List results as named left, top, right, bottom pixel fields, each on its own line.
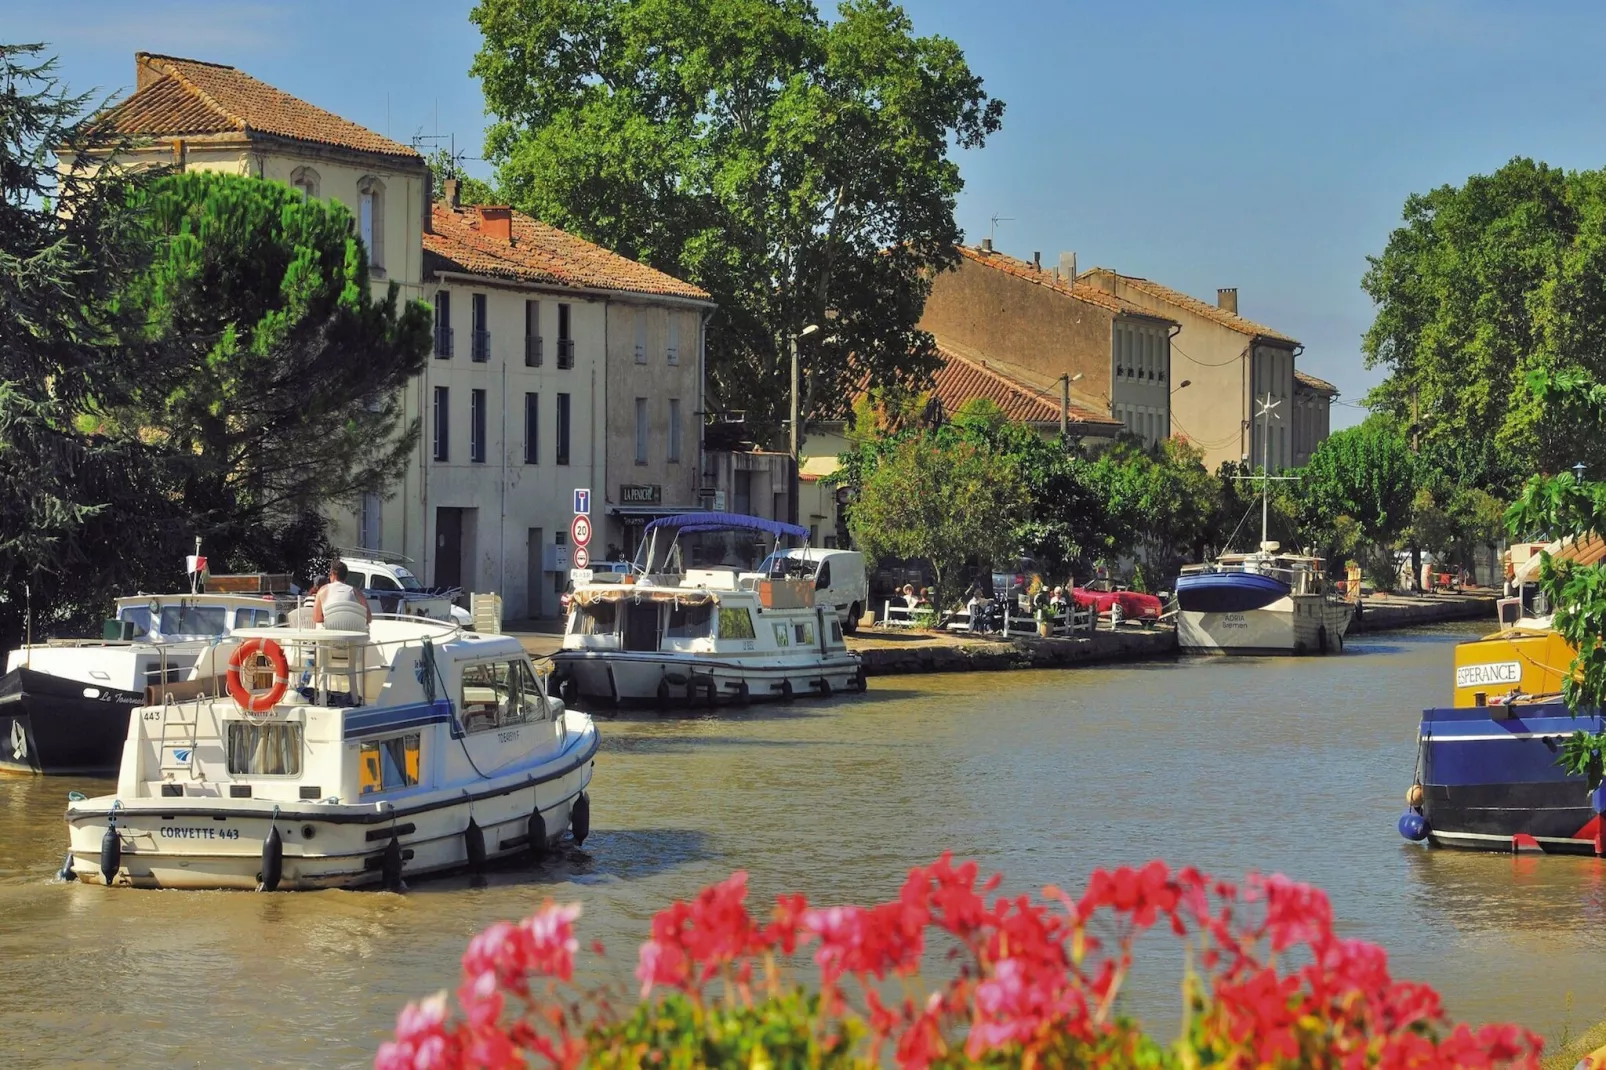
left=425, top=148, right=497, bottom=206
left=0, top=44, right=187, bottom=652
left=589, top=990, right=867, bottom=1069
left=470, top=0, right=1004, bottom=441
left=109, top=170, right=433, bottom=572
left=1362, top=157, right=1606, bottom=481
left=846, top=432, right=1024, bottom=611
left=1207, top=460, right=1302, bottom=557
left=1296, top=415, right=1416, bottom=574
left=1086, top=438, right=1220, bottom=583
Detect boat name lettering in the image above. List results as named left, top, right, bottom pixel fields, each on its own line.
left=1219, top=613, right=1249, bottom=629
left=497, top=729, right=520, bottom=744
left=1455, top=661, right=1522, bottom=689
left=156, top=826, right=242, bottom=840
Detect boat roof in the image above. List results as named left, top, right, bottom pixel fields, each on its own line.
left=644, top=511, right=808, bottom=539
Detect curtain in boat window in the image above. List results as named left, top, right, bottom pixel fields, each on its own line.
left=226, top=723, right=303, bottom=775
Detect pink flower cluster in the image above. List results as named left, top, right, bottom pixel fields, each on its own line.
left=379, top=857, right=1544, bottom=1069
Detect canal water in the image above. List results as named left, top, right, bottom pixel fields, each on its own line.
left=3, top=623, right=1605, bottom=1067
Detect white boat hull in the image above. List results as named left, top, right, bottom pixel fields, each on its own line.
left=63, top=712, right=599, bottom=890
left=1177, top=595, right=1353, bottom=655
left=554, top=650, right=863, bottom=704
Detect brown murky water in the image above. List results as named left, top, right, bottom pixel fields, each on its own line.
left=4, top=623, right=1605, bottom=1067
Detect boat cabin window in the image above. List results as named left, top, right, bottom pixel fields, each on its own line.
left=360, top=733, right=420, bottom=794
left=830, top=620, right=843, bottom=645
left=233, top=607, right=277, bottom=629
left=575, top=601, right=616, bottom=636
left=117, top=606, right=151, bottom=637
left=460, top=659, right=547, bottom=734
left=225, top=722, right=303, bottom=776
left=665, top=602, right=714, bottom=640
left=158, top=604, right=228, bottom=637
left=794, top=621, right=814, bottom=646
left=718, top=607, right=755, bottom=640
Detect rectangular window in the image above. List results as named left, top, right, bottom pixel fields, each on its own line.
left=359, top=193, right=375, bottom=255
left=433, top=386, right=449, bottom=462
left=555, top=392, right=571, bottom=465
left=557, top=303, right=574, bottom=368
left=459, top=659, right=546, bottom=734
left=471, top=293, right=489, bottom=362
left=470, top=388, right=487, bottom=463
left=358, top=733, right=420, bottom=794
left=434, top=291, right=452, bottom=358
left=668, top=318, right=679, bottom=365
left=634, top=311, right=646, bottom=364
left=668, top=398, right=682, bottom=463
left=226, top=722, right=303, bottom=776
left=524, top=300, right=541, bottom=367
left=718, top=607, right=756, bottom=639
left=359, top=492, right=380, bottom=550
left=524, top=392, right=539, bottom=464
left=635, top=397, right=648, bottom=464
left=734, top=470, right=752, bottom=515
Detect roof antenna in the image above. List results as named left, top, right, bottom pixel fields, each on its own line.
left=989, top=213, right=1014, bottom=244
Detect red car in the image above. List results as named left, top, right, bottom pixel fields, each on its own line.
left=1071, top=587, right=1164, bottom=623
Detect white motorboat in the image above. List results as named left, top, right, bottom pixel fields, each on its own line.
left=1174, top=393, right=1353, bottom=655
left=3, top=588, right=292, bottom=775
left=552, top=513, right=865, bottom=706
left=62, top=616, right=597, bottom=889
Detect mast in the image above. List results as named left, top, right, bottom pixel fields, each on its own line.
left=1257, top=392, right=1281, bottom=554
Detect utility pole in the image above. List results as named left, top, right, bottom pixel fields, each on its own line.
left=788, top=334, right=800, bottom=526
left=1060, top=375, right=1069, bottom=438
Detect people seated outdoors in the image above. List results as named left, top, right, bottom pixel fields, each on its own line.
left=313, top=561, right=372, bottom=632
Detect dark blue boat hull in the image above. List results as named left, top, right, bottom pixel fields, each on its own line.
left=1175, top=571, right=1289, bottom=614
left=1410, top=701, right=1604, bottom=853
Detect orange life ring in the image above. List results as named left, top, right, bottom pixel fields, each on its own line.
left=227, top=637, right=290, bottom=713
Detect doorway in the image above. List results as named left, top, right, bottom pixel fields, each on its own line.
left=622, top=601, right=660, bottom=652
left=435, top=507, right=464, bottom=589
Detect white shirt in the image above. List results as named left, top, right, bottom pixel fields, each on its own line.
left=321, top=580, right=363, bottom=607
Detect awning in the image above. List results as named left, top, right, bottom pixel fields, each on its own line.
left=608, top=504, right=705, bottom=526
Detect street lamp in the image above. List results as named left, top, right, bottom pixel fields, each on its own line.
left=1059, top=371, right=1085, bottom=437
left=788, top=323, right=825, bottom=526
left=1574, top=461, right=1587, bottom=482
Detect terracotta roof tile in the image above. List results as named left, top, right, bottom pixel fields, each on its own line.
left=1295, top=370, right=1338, bottom=395
left=104, top=53, right=420, bottom=160
left=958, top=246, right=1176, bottom=323
left=928, top=345, right=1121, bottom=431
left=1078, top=268, right=1298, bottom=345
left=425, top=203, right=712, bottom=302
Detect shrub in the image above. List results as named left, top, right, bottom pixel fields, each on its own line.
left=378, top=856, right=1541, bottom=1069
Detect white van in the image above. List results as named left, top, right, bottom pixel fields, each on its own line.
left=754, top=548, right=869, bottom=633
left=340, top=552, right=473, bottom=626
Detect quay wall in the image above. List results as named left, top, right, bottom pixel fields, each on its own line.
left=853, top=627, right=1177, bottom=677
left=1350, top=592, right=1498, bottom=634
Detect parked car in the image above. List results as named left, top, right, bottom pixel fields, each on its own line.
left=340, top=552, right=472, bottom=626
left=753, top=548, right=869, bottom=632
left=1071, top=586, right=1163, bottom=626
left=990, top=558, right=1039, bottom=600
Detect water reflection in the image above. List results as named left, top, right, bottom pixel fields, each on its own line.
left=2, top=622, right=1604, bottom=1065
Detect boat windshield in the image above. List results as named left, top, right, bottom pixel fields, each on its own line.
left=116, top=603, right=230, bottom=638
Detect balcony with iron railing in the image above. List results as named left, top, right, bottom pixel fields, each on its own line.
left=556, top=337, right=575, bottom=369
left=525, top=334, right=543, bottom=367
left=434, top=326, right=453, bottom=359
left=471, top=329, right=491, bottom=363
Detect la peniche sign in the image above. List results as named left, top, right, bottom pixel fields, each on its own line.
left=620, top=484, right=661, bottom=505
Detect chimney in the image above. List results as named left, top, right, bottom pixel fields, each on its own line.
left=135, top=52, right=164, bottom=91
left=443, top=178, right=461, bottom=210
left=1059, top=251, right=1077, bottom=279
left=1217, top=287, right=1238, bottom=315
left=1032, top=251, right=1041, bottom=271
left=980, top=237, right=993, bottom=253
left=477, top=205, right=513, bottom=243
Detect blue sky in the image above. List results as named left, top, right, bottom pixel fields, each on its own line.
left=16, top=0, right=1606, bottom=428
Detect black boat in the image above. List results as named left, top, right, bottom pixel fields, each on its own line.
left=0, top=667, right=141, bottom=775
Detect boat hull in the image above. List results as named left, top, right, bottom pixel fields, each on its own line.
left=1410, top=702, right=1605, bottom=855
left=1177, top=595, right=1352, bottom=655
left=552, top=650, right=863, bottom=705
left=0, top=668, right=139, bottom=776
left=63, top=714, right=600, bottom=889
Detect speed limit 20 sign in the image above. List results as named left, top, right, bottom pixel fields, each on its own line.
left=570, top=513, right=592, bottom=547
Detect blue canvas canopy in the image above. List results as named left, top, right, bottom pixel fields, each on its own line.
left=643, top=512, right=808, bottom=540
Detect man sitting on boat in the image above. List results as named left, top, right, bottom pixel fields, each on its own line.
left=312, top=561, right=372, bottom=630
